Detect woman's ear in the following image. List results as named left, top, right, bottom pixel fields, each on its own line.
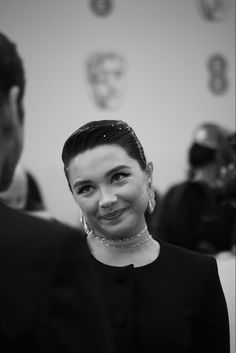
left=145, top=161, right=154, bottom=182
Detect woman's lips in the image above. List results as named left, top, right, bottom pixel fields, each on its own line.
left=100, top=208, right=127, bottom=220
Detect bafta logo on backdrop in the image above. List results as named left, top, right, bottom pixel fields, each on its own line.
left=195, top=0, right=232, bottom=22
left=89, top=0, right=113, bottom=17
left=86, top=52, right=127, bottom=111
left=207, top=54, right=228, bottom=95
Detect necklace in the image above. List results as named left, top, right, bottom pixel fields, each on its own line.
left=94, top=224, right=147, bottom=242
left=104, top=234, right=152, bottom=248
left=91, top=225, right=152, bottom=248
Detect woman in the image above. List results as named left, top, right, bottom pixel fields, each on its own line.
left=62, top=120, right=229, bottom=353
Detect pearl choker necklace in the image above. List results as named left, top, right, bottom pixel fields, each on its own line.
left=91, top=225, right=152, bottom=248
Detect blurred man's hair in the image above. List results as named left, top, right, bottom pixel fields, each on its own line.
left=0, top=32, right=25, bottom=122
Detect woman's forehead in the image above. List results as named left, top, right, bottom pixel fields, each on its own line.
left=68, top=144, right=140, bottom=178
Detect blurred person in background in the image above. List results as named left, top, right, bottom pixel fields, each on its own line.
left=157, top=122, right=235, bottom=256
left=0, top=32, right=114, bottom=353
left=219, top=132, right=236, bottom=208
left=0, top=162, right=50, bottom=219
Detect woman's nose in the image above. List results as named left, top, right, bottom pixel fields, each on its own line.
left=99, top=188, right=118, bottom=208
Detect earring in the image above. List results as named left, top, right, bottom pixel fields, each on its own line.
left=147, top=180, right=156, bottom=214
left=80, top=213, right=93, bottom=236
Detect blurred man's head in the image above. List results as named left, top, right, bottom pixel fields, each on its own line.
left=188, top=123, right=234, bottom=186
left=188, top=123, right=233, bottom=169
left=0, top=32, right=25, bottom=192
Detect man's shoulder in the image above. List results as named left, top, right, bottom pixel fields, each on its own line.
left=1, top=201, right=76, bottom=229
left=0, top=202, right=83, bottom=252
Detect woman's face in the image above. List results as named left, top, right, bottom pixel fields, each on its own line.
left=67, top=144, right=152, bottom=238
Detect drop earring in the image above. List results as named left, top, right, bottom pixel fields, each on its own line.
left=147, top=179, right=156, bottom=214
left=80, top=213, right=93, bottom=236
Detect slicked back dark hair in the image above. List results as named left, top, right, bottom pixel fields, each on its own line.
left=0, top=32, right=25, bottom=122
left=62, top=120, right=147, bottom=189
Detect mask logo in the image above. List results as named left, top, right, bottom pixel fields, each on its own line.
left=195, top=0, right=231, bottom=22
left=207, top=54, right=228, bottom=95
left=86, top=52, right=127, bottom=111
left=90, top=0, right=113, bottom=17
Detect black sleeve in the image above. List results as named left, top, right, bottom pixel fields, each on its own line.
left=192, top=257, right=230, bottom=353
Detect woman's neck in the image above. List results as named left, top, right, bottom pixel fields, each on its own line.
left=91, top=224, right=151, bottom=249
left=86, top=225, right=160, bottom=267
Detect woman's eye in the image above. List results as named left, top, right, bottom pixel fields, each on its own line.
left=77, top=185, right=94, bottom=195
left=112, top=172, right=130, bottom=183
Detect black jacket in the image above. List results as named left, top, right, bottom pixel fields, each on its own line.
left=91, top=240, right=230, bottom=353
left=0, top=201, right=114, bottom=353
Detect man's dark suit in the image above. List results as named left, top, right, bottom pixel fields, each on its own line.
left=0, top=201, right=114, bottom=353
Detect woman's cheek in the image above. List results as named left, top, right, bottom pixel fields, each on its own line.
left=80, top=197, right=97, bottom=217
left=122, top=183, right=146, bottom=201
left=72, top=193, right=80, bottom=206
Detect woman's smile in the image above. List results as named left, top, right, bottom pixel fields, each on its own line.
left=99, top=207, right=128, bottom=222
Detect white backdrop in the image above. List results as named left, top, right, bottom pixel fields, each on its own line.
left=0, top=0, right=235, bottom=226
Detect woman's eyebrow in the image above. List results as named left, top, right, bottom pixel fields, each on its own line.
left=105, top=165, right=130, bottom=178
left=73, top=179, right=92, bottom=189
